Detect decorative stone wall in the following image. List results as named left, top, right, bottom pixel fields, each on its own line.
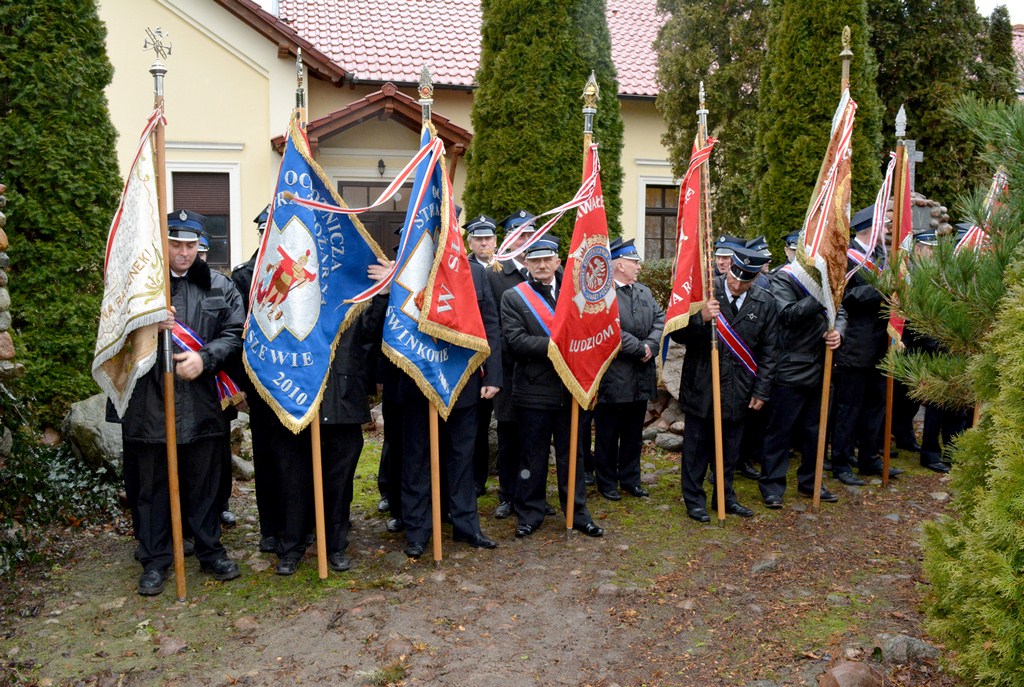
left=0, top=182, right=23, bottom=467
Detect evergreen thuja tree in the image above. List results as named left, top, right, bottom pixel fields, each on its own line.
left=753, top=0, right=883, bottom=253
left=0, top=0, right=121, bottom=426
left=976, top=5, right=1018, bottom=103
left=868, top=0, right=988, bottom=205
left=464, top=0, right=625, bottom=244
left=655, top=0, right=768, bottom=236
left=878, top=95, right=1024, bottom=686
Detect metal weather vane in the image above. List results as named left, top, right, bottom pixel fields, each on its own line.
left=143, top=27, right=172, bottom=61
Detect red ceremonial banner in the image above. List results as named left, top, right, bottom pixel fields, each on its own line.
left=548, top=144, right=621, bottom=409
left=887, top=147, right=913, bottom=342
left=659, top=137, right=714, bottom=369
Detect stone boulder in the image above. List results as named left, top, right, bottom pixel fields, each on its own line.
left=662, top=339, right=685, bottom=400
left=872, top=633, right=939, bottom=665
left=61, top=393, right=122, bottom=475
left=818, top=661, right=883, bottom=687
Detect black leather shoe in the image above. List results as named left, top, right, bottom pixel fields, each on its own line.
left=377, top=497, right=390, bottom=513
left=860, top=461, right=903, bottom=477
left=799, top=487, right=839, bottom=503
left=200, top=557, right=241, bottom=581
left=738, top=464, right=762, bottom=480
left=328, top=552, right=352, bottom=572
left=895, top=436, right=921, bottom=452
left=137, top=568, right=166, bottom=596
left=835, top=471, right=866, bottom=486
left=455, top=532, right=498, bottom=549
left=763, top=495, right=783, bottom=509
left=514, top=523, right=536, bottom=538
left=584, top=472, right=596, bottom=486
left=574, top=521, right=604, bottom=537
left=386, top=518, right=405, bottom=533
left=275, top=557, right=300, bottom=576
left=494, top=501, right=513, bottom=519
left=822, top=460, right=833, bottom=473
left=726, top=502, right=755, bottom=517
left=626, top=485, right=650, bottom=498
left=182, top=538, right=195, bottom=556
left=404, top=542, right=426, bottom=558
left=921, top=461, right=951, bottom=473
left=600, top=489, right=622, bottom=501
left=544, top=503, right=557, bottom=516
left=258, top=535, right=277, bottom=553
left=220, top=510, right=237, bottom=528
left=687, top=507, right=711, bottom=523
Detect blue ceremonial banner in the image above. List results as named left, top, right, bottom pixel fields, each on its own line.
left=383, top=125, right=489, bottom=419
left=244, top=116, right=384, bottom=432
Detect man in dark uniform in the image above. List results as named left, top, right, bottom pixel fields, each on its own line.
left=465, top=215, right=499, bottom=496
left=500, top=237, right=604, bottom=538
left=227, top=206, right=282, bottom=553
left=673, top=247, right=778, bottom=521
left=758, top=250, right=847, bottom=508
left=736, top=236, right=773, bottom=479
left=714, top=234, right=744, bottom=276
left=593, top=238, right=663, bottom=500
left=830, top=206, right=904, bottom=484
left=906, top=230, right=962, bottom=473
left=273, top=278, right=390, bottom=574
left=120, top=210, right=244, bottom=595
left=486, top=210, right=537, bottom=519
left=399, top=259, right=503, bottom=557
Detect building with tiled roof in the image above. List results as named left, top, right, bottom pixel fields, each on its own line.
left=98, top=0, right=676, bottom=266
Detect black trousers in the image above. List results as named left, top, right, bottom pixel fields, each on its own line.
left=593, top=400, right=646, bottom=493
left=472, top=397, right=494, bottom=496
left=830, top=366, right=886, bottom=474
left=273, top=423, right=362, bottom=560
left=739, top=400, right=771, bottom=467
left=247, top=396, right=283, bottom=539
left=495, top=419, right=521, bottom=504
left=920, top=404, right=970, bottom=464
left=891, top=379, right=919, bottom=446
left=514, top=405, right=591, bottom=530
left=380, top=379, right=404, bottom=522
left=123, top=437, right=226, bottom=571
left=400, top=397, right=483, bottom=546
left=759, top=384, right=823, bottom=499
left=680, top=412, right=744, bottom=510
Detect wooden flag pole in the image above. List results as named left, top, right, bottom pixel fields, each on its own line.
left=566, top=403, right=580, bottom=539
left=147, top=40, right=187, bottom=602
left=812, top=347, right=832, bottom=509
left=696, top=83, right=726, bottom=524
left=430, top=405, right=443, bottom=564
left=292, top=51, right=328, bottom=580
left=564, top=74, right=600, bottom=539
left=814, top=28, right=854, bottom=509
left=415, top=67, right=444, bottom=566
left=882, top=107, right=909, bottom=488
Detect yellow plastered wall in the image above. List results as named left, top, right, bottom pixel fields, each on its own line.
left=99, top=1, right=669, bottom=259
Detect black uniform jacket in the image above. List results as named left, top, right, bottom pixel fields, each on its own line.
left=487, top=259, right=528, bottom=421
left=769, top=267, right=848, bottom=388
left=672, top=276, right=778, bottom=421
left=320, top=293, right=389, bottom=425
left=500, top=274, right=571, bottom=411
left=117, top=259, right=245, bottom=443
left=835, top=239, right=887, bottom=368
left=597, top=281, right=665, bottom=405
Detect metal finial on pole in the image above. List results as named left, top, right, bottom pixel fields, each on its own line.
left=144, top=26, right=187, bottom=603
left=582, top=71, right=599, bottom=136
left=895, top=104, right=907, bottom=141
left=418, top=66, right=434, bottom=122
left=840, top=26, right=853, bottom=92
